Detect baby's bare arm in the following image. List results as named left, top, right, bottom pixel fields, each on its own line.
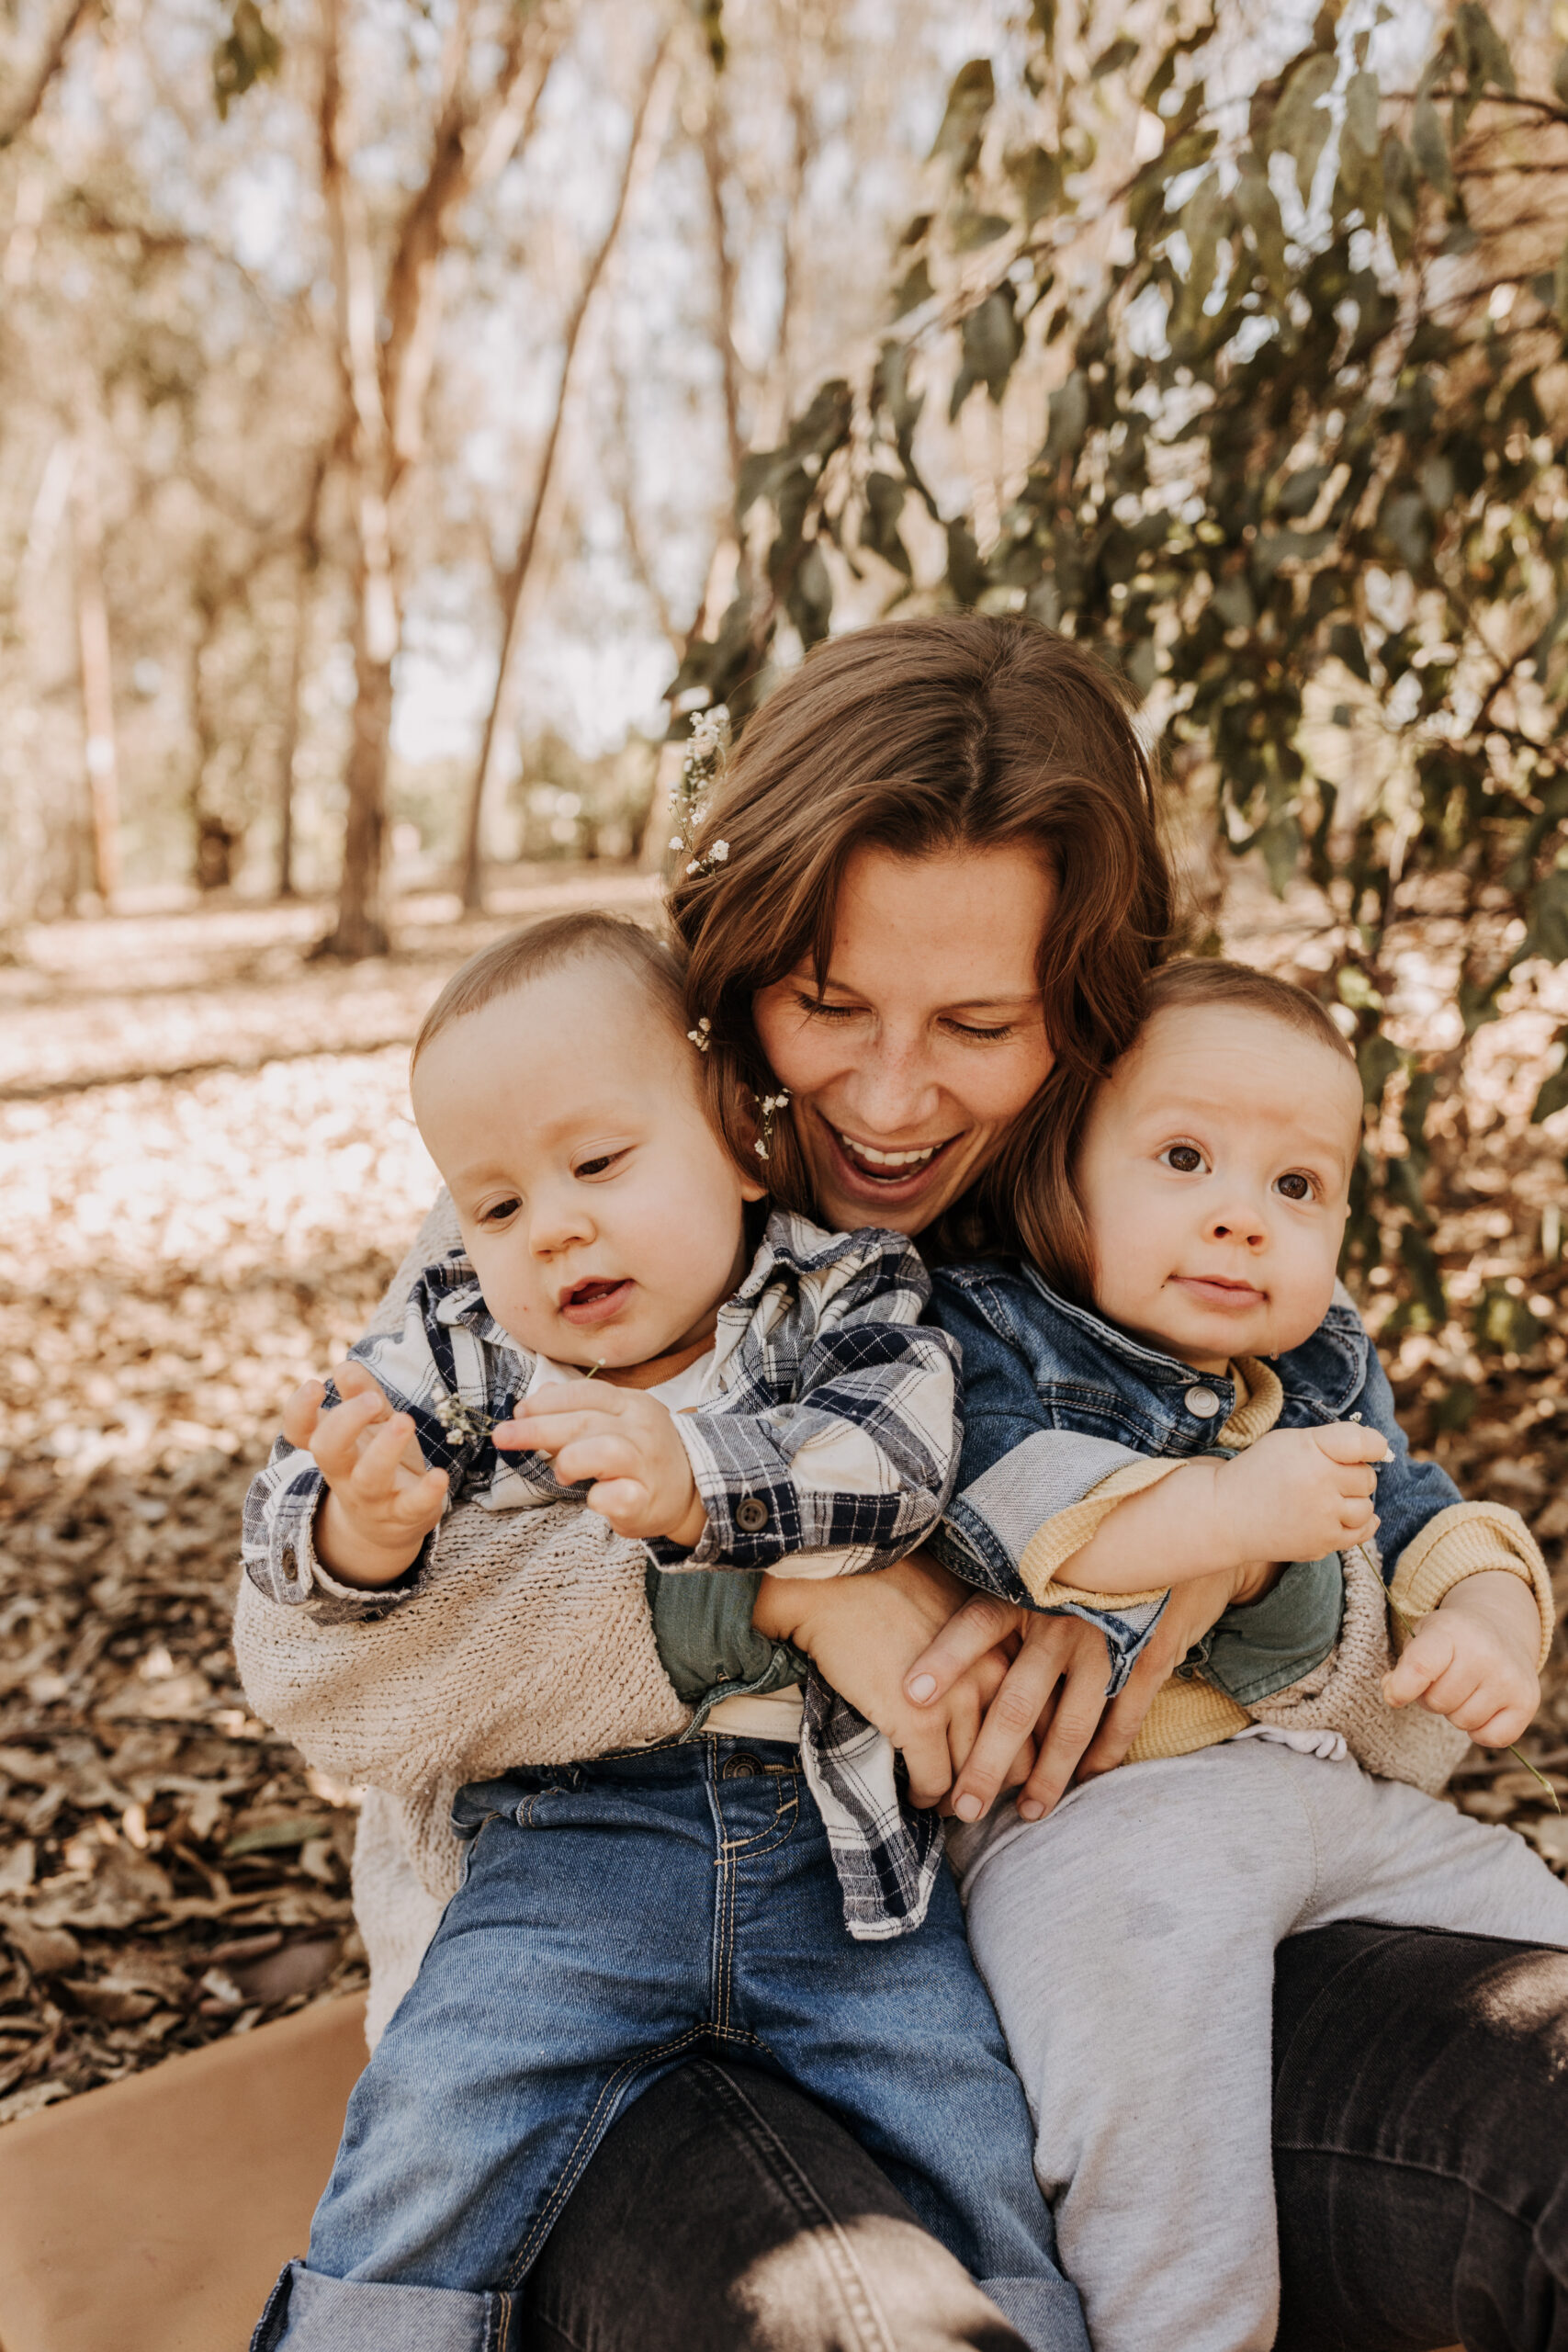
left=1053, top=1422, right=1388, bottom=1595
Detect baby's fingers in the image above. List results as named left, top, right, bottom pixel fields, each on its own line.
left=1382, top=1620, right=1455, bottom=1710
left=310, top=1388, right=394, bottom=1482
left=1315, top=1421, right=1393, bottom=1467
left=585, top=1476, right=653, bottom=1532
left=282, top=1378, right=327, bottom=1450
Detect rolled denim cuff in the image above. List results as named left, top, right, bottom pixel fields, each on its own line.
left=252, top=2259, right=515, bottom=2352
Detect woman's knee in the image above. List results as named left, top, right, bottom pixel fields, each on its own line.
left=521, top=2058, right=1030, bottom=2352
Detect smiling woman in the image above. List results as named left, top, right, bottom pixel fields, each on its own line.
left=669, top=615, right=1172, bottom=1266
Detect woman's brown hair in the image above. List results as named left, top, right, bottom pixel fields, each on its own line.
left=666, top=613, right=1175, bottom=1261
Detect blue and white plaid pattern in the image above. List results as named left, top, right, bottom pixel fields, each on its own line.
left=243, top=1209, right=961, bottom=1939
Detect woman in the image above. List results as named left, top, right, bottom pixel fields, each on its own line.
left=534, top=616, right=1568, bottom=2350
left=254, top=615, right=1565, bottom=2350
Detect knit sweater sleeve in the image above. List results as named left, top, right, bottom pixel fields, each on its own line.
left=233, top=1497, right=690, bottom=1798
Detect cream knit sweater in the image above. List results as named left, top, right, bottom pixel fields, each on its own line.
left=234, top=1200, right=692, bottom=2044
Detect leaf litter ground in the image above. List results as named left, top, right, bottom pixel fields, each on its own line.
left=1, top=881, right=1565, bottom=2124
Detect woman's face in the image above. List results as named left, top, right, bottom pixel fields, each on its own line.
left=753, top=842, right=1057, bottom=1236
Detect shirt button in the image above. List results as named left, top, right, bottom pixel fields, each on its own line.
left=736, top=1496, right=770, bottom=1532
left=1185, top=1385, right=1223, bottom=1419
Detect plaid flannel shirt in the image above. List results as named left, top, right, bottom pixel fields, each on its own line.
left=243, top=1208, right=961, bottom=1939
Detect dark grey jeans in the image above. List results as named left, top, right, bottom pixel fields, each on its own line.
left=522, top=1921, right=1568, bottom=2352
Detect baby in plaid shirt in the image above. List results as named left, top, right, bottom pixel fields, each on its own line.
left=246, top=910, right=1089, bottom=2352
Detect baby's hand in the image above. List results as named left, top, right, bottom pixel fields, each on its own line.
left=282, top=1360, right=449, bottom=1587
left=496, top=1385, right=706, bottom=1548
left=1383, top=1569, right=1541, bottom=1747
left=1218, top=1422, right=1388, bottom=1564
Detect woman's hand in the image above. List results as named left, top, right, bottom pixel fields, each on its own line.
left=753, top=1555, right=1023, bottom=1810
left=903, top=1564, right=1251, bottom=1824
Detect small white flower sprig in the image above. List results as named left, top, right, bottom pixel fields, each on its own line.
left=670, top=704, right=731, bottom=880
left=434, top=1392, right=494, bottom=1445
left=687, top=1014, right=712, bottom=1054
left=754, top=1088, right=791, bottom=1161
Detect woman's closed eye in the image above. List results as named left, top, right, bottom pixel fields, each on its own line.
left=1158, top=1141, right=1208, bottom=1174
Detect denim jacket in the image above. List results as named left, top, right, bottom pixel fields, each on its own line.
left=927, top=1262, right=1464, bottom=1697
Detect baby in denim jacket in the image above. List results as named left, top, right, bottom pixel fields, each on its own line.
left=930, top=956, right=1566, bottom=2352
left=245, top=910, right=1089, bottom=2352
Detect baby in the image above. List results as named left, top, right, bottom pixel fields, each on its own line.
left=927, top=956, right=1567, bottom=2352
left=243, top=911, right=1087, bottom=2352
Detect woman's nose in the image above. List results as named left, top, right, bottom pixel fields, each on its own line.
left=840, top=1031, right=942, bottom=1136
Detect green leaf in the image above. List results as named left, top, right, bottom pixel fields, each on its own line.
left=1234, top=149, right=1287, bottom=297
left=1527, top=866, right=1568, bottom=965
left=1342, top=68, right=1381, bottom=156
left=890, top=258, right=933, bottom=319
left=1328, top=621, right=1371, bottom=682
left=1381, top=133, right=1418, bottom=262
left=1090, top=34, right=1140, bottom=79
left=945, top=518, right=988, bottom=605
left=1007, top=144, right=1064, bottom=227
left=1043, top=368, right=1089, bottom=463
left=1531, top=1055, right=1568, bottom=1125
left=785, top=541, right=832, bottom=647
left=929, top=60, right=995, bottom=175
left=950, top=287, right=1023, bottom=417
left=861, top=473, right=911, bottom=578
left=1357, top=1032, right=1403, bottom=1109
left=1267, top=52, right=1337, bottom=203
left=1399, top=1223, right=1448, bottom=1332
left=1453, top=4, right=1516, bottom=96
left=1472, top=1280, right=1542, bottom=1355
left=1411, top=94, right=1454, bottom=201
left=1171, top=179, right=1230, bottom=345
left=212, top=0, right=281, bottom=118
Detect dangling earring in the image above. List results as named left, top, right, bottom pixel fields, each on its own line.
left=754, top=1088, right=791, bottom=1163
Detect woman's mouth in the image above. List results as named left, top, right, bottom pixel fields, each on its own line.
left=559, top=1277, right=635, bottom=1327
left=825, top=1121, right=960, bottom=1199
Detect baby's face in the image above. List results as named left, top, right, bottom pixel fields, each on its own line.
left=1077, top=1003, right=1362, bottom=1373
left=411, top=959, right=765, bottom=1372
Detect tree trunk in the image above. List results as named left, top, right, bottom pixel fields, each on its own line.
left=70, top=400, right=119, bottom=908
left=327, top=628, right=393, bottom=958
left=314, top=0, right=559, bottom=957
left=275, top=453, right=327, bottom=899
left=458, top=37, right=674, bottom=914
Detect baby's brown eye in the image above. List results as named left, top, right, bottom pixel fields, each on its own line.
left=1276, top=1172, right=1313, bottom=1202
left=1163, top=1145, right=1204, bottom=1173
left=483, top=1197, right=521, bottom=1224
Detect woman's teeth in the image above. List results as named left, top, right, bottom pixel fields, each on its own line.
left=838, top=1132, right=940, bottom=1170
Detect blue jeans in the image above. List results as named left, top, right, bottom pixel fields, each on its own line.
left=254, top=1738, right=1087, bottom=2352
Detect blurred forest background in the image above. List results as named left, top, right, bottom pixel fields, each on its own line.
left=2, top=0, right=1568, bottom=2120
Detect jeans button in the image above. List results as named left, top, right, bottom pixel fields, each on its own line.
left=1185, top=1385, right=1222, bottom=1419
left=721, top=1753, right=762, bottom=1779
left=736, top=1496, right=770, bottom=1532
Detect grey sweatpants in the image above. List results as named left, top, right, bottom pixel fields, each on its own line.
left=953, top=1740, right=1568, bottom=2352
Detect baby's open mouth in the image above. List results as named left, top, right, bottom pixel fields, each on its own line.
left=559, top=1278, right=635, bottom=1326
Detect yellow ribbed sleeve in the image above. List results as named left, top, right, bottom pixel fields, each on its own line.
left=1124, top=1677, right=1251, bottom=1764
left=1018, top=1456, right=1189, bottom=1609
left=1387, top=1501, right=1554, bottom=1670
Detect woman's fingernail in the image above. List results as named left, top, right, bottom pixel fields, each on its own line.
left=908, top=1674, right=938, bottom=1703
left=954, top=1792, right=982, bottom=1822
